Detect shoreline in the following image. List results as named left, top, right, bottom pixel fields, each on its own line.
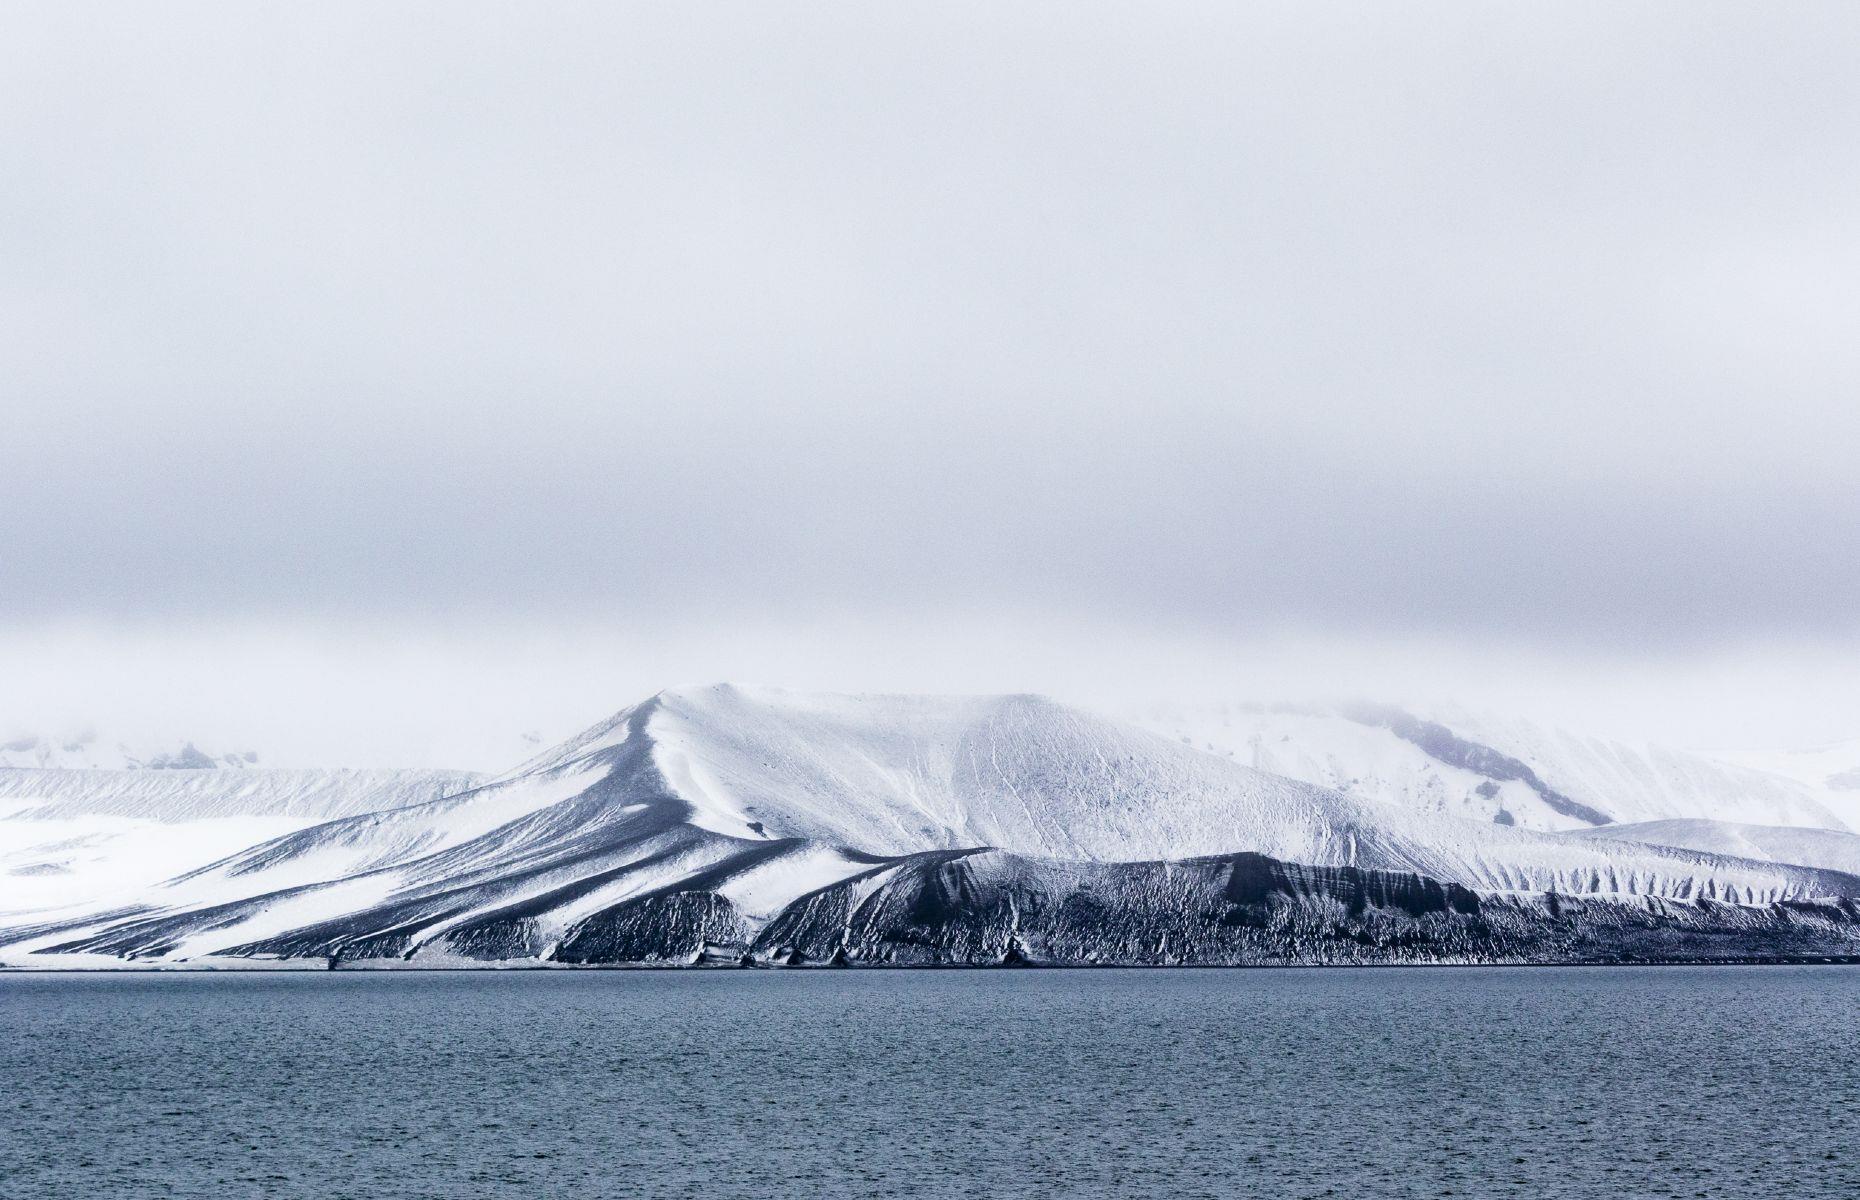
left=7, top=955, right=1860, bottom=974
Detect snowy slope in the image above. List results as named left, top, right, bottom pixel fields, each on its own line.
left=1715, top=738, right=1860, bottom=829
left=1135, top=702, right=1849, bottom=833
left=1571, top=819, right=1860, bottom=877
left=0, top=766, right=482, bottom=822
left=6, top=685, right=1859, bottom=969
left=1139, top=703, right=1563, bottom=829
left=0, top=814, right=310, bottom=914
left=618, top=687, right=1851, bottom=901
left=1429, top=706, right=1849, bottom=830
left=0, top=767, right=482, bottom=919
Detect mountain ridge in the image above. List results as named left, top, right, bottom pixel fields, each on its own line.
left=1136, top=699, right=1854, bottom=833
left=7, top=685, right=1860, bottom=969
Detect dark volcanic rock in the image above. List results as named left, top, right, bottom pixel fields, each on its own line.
left=748, top=849, right=1860, bottom=967
left=551, top=891, right=752, bottom=964
left=17, top=849, right=1860, bottom=970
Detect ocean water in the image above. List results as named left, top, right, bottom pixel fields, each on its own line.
left=2, top=966, right=1856, bottom=1199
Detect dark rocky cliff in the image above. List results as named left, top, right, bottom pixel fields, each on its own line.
left=531, top=850, right=1860, bottom=968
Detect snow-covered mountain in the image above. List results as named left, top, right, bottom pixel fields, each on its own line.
left=6, top=685, right=1859, bottom=969
left=1133, top=701, right=1852, bottom=833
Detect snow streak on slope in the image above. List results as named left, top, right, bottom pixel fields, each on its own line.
left=1135, top=702, right=1849, bottom=833
left=5, top=685, right=1859, bottom=969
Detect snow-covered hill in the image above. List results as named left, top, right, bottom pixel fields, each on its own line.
left=6, top=685, right=1858, bottom=969
left=1134, top=702, right=1851, bottom=833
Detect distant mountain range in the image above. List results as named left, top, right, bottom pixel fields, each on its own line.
left=0, top=732, right=262, bottom=771
left=4, top=685, right=1859, bottom=969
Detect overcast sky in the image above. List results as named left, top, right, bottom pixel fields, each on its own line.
left=5, top=4, right=1859, bottom=765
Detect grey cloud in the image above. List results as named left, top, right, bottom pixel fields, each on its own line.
left=4, top=3, right=1859, bottom=649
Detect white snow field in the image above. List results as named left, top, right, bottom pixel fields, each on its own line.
left=1716, top=737, right=1860, bottom=829
left=0, top=767, right=482, bottom=919
left=4, top=684, right=1858, bottom=969
left=1135, top=701, right=1851, bottom=833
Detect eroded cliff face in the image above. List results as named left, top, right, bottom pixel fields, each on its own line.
left=508, top=850, right=1860, bottom=970
left=17, top=844, right=1860, bottom=971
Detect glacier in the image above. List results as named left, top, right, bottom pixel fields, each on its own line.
left=5, top=684, right=1860, bottom=969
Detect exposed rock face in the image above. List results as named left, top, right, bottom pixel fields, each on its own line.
left=492, top=850, right=1860, bottom=969
left=743, top=851, right=1860, bottom=967
left=21, top=846, right=1860, bottom=969
left=552, top=892, right=752, bottom=964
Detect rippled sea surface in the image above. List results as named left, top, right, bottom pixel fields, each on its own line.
left=3, top=966, right=1857, bottom=1199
